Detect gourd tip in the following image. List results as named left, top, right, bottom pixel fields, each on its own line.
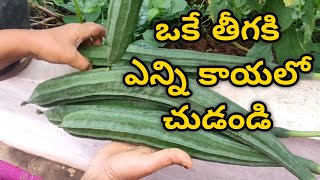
left=36, top=110, right=43, bottom=115
left=21, top=101, right=29, bottom=106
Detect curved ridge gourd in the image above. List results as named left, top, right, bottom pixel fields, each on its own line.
left=27, top=69, right=316, bottom=179
left=61, top=110, right=274, bottom=163
left=79, top=44, right=318, bottom=80
left=44, top=104, right=169, bottom=124
left=105, top=0, right=144, bottom=66
left=79, top=44, right=277, bottom=68
left=65, top=128, right=320, bottom=173
left=124, top=45, right=262, bottom=67
left=49, top=107, right=272, bottom=161
left=26, top=68, right=189, bottom=109
left=186, top=81, right=315, bottom=180
left=42, top=105, right=320, bottom=174
left=65, top=128, right=277, bottom=167
left=42, top=104, right=318, bottom=140
left=50, top=107, right=273, bottom=163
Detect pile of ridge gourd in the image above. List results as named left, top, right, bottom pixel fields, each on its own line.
left=25, top=0, right=320, bottom=179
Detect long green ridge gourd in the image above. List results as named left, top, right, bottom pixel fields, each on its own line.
left=40, top=105, right=320, bottom=174
left=270, top=127, right=320, bottom=138
left=80, top=45, right=277, bottom=68
left=42, top=105, right=320, bottom=139
left=105, top=0, right=144, bottom=66
left=188, top=81, right=314, bottom=179
left=66, top=128, right=277, bottom=167
left=26, top=67, right=320, bottom=139
left=41, top=104, right=171, bottom=125
left=25, top=68, right=316, bottom=179
left=79, top=45, right=320, bottom=79
left=60, top=109, right=279, bottom=164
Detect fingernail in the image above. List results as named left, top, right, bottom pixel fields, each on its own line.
left=184, top=161, right=193, bottom=169
left=182, top=163, right=190, bottom=169
left=87, top=63, right=93, bottom=70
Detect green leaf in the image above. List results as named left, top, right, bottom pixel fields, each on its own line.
left=132, top=39, right=159, bottom=48
left=135, top=0, right=151, bottom=37
left=263, top=0, right=294, bottom=31
left=53, top=1, right=76, bottom=13
left=247, top=42, right=274, bottom=62
left=52, top=0, right=64, bottom=6
left=143, top=30, right=155, bottom=41
left=309, top=43, right=320, bottom=73
left=63, top=15, right=79, bottom=24
left=143, top=30, right=167, bottom=47
left=171, top=0, right=188, bottom=14
left=147, top=8, right=160, bottom=21
left=234, top=0, right=247, bottom=8
left=85, top=8, right=101, bottom=22
left=206, top=0, right=228, bottom=22
left=311, top=53, right=320, bottom=73
left=152, top=0, right=172, bottom=9
left=274, top=29, right=311, bottom=64
left=283, top=0, right=300, bottom=7
left=301, top=0, right=315, bottom=44
left=95, top=19, right=108, bottom=26
left=246, top=0, right=263, bottom=11
left=78, top=0, right=106, bottom=13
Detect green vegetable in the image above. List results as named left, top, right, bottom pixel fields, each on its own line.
left=80, top=45, right=276, bottom=68
left=53, top=0, right=107, bottom=24
left=41, top=102, right=170, bottom=124
left=61, top=109, right=276, bottom=165
left=39, top=103, right=320, bottom=173
left=105, top=0, right=144, bottom=65
left=66, top=127, right=320, bottom=174
left=283, top=0, right=300, bottom=8
left=187, top=78, right=315, bottom=180
left=24, top=68, right=185, bottom=108
left=26, top=68, right=316, bottom=179
left=271, top=127, right=320, bottom=138
left=42, top=105, right=320, bottom=139
left=80, top=44, right=320, bottom=79
left=67, top=128, right=276, bottom=166
left=134, top=0, right=151, bottom=37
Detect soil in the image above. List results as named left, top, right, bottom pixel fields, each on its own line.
left=165, top=37, right=251, bottom=56
left=0, top=142, right=84, bottom=180
left=29, top=3, right=65, bottom=30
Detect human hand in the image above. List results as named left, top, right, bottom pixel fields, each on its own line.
left=82, top=142, right=193, bottom=180
left=31, top=22, right=105, bottom=70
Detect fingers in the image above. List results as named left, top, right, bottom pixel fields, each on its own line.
left=79, top=22, right=106, bottom=43
left=93, top=38, right=103, bottom=46
left=139, top=148, right=193, bottom=176
left=80, top=38, right=103, bottom=47
left=149, top=148, right=192, bottom=169
left=67, top=51, right=92, bottom=71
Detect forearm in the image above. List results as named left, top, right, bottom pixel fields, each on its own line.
left=0, top=23, right=105, bottom=71
left=0, top=29, right=38, bottom=69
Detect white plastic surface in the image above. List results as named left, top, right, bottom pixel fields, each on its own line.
left=0, top=60, right=320, bottom=179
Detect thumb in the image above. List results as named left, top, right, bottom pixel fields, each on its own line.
left=140, top=148, right=193, bottom=176
left=68, top=51, right=92, bottom=71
